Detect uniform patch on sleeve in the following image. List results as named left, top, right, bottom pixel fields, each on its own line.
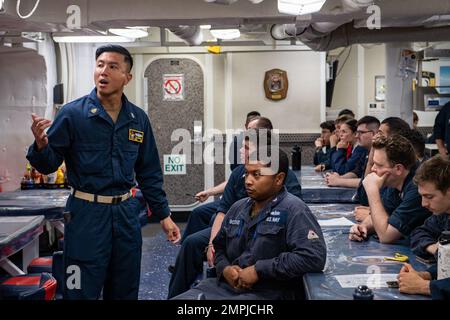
left=307, top=230, right=320, bottom=240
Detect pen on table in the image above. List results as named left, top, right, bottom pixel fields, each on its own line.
left=185, top=193, right=197, bottom=198
left=325, top=229, right=352, bottom=234
left=343, top=230, right=363, bottom=235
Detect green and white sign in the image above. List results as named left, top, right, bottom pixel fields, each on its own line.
left=164, top=154, right=186, bottom=175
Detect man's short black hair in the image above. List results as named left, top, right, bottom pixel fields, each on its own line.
left=399, top=129, right=425, bottom=159
left=249, top=116, right=273, bottom=130
left=95, top=45, right=133, bottom=71
left=245, top=111, right=261, bottom=128
left=356, top=116, right=380, bottom=131
left=247, top=111, right=261, bottom=118
left=381, top=117, right=410, bottom=135
left=338, top=109, right=355, bottom=118
left=320, top=120, right=335, bottom=133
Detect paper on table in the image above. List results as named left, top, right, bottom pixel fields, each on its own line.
left=335, top=273, right=398, bottom=288
left=318, top=217, right=355, bottom=227
left=320, top=211, right=354, bottom=216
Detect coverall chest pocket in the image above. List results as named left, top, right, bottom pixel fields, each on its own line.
left=74, top=143, right=108, bottom=174
left=122, top=143, right=140, bottom=179
left=224, top=222, right=244, bottom=257
left=225, top=223, right=242, bottom=238
left=254, top=223, right=285, bottom=258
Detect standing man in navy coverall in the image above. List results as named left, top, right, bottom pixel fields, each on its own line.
left=434, top=101, right=450, bottom=158
left=172, top=148, right=326, bottom=300
left=398, top=155, right=450, bottom=299
left=27, top=45, right=180, bottom=300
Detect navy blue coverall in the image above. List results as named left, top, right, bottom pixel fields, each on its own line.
left=410, top=213, right=450, bottom=299
left=313, top=145, right=332, bottom=170
left=411, top=214, right=449, bottom=260
left=167, top=164, right=302, bottom=298
left=433, top=102, right=450, bottom=156
left=27, top=89, right=170, bottom=300
left=330, top=145, right=368, bottom=176
left=172, top=188, right=327, bottom=300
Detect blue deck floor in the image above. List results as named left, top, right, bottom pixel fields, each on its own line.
left=138, top=226, right=182, bottom=300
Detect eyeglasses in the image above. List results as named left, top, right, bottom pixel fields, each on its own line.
left=356, top=130, right=373, bottom=135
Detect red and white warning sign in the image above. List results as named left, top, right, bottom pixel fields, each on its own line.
left=163, top=74, right=184, bottom=101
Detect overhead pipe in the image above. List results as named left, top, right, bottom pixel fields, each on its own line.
left=271, top=0, right=450, bottom=51
left=270, top=23, right=306, bottom=40
left=167, top=25, right=203, bottom=46
left=301, top=24, right=450, bottom=51
left=271, top=0, right=371, bottom=42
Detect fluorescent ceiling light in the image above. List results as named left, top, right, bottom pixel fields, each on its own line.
left=53, top=35, right=134, bottom=43
left=109, top=28, right=148, bottom=38
left=210, top=29, right=240, bottom=40
left=278, top=0, right=326, bottom=15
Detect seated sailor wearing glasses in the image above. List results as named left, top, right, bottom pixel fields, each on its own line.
left=172, top=147, right=326, bottom=300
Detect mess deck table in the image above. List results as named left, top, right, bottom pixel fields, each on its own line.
left=303, top=228, right=431, bottom=300
left=0, top=189, right=69, bottom=235
left=296, top=166, right=357, bottom=203
left=0, top=215, right=45, bottom=275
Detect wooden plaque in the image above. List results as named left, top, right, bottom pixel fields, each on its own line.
left=264, top=69, right=288, bottom=101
